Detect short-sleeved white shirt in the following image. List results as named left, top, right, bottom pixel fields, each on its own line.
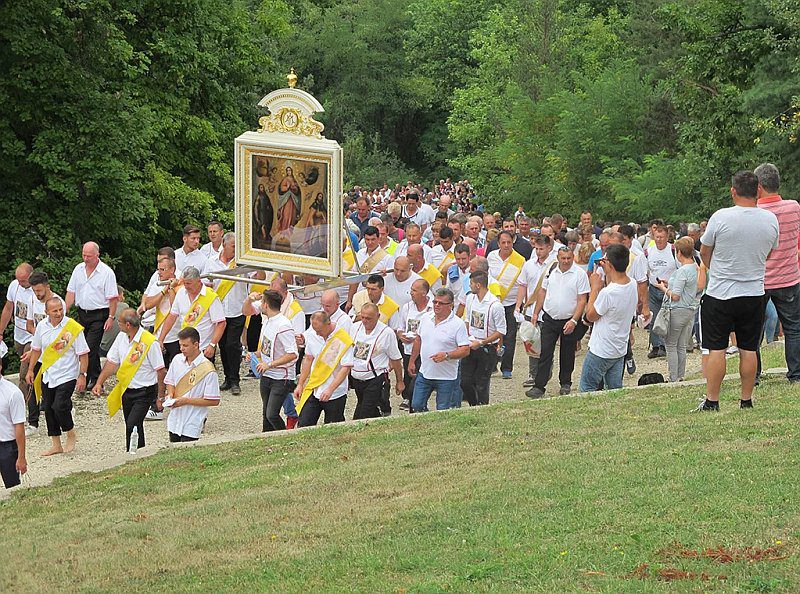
left=487, top=250, right=521, bottom=306
left=67, top=260, right=118, bottom=311
left=258, top=313, right=298, bottom=381
left=0, top=377, right=26, bottom=441
left=350, top=321, right=401, bottom=380
left=351, top=291, right=401, bottom=329
left=27, top=293, right=65, bottom=333
left=464, top=291, right=507, bottom=343
left=394, top=241, right=433, bottom=261
left=329, top=308, right=353, bottom=335
left=200, top=241, right=222, bottom=258
left=542, top=264, right=590, bottom=320
left=446, top=265, right=470, bottom=304
left=588, top=280, right=638, bottom=359
left=429, top=244, right=455, bottom=271
left=31, top=317, right=90, bottom=387
left=206, top=254, right=248, bottom=319
left=165, top=354, right=221, bottom=438
left=174, top=248, right=208, bottom=275
left=383, top=272, right=422, bottom=308
left=6, top=280, right=34, bottom=344
left=418, top=312, right=470, bottom=380
left=397, top=298, right=433, bottom=355
left=356, top=247, right=393, bottom=273
left=646, top=244, right=678, bottom=286
left=517, top=256, right=556, bottom=316
left=304, top=331, right=354, bottom=401
left=169, top=286, right=225, bottom=349
left=106, top=327, right=165, bottom=389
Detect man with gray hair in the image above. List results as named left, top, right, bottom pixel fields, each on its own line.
left=157, top=266, right=226, bottom=362
left=206, top=232, right=248, bottom=394
left=686, top=223, right=702, bottom=252
left=409, top=288, right=470, bottom=412
left=756, top=162, right=800, bottom=383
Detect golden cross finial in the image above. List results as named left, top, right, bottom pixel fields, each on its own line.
left=287, top=68, right=298, bottom=89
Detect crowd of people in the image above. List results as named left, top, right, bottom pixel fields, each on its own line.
left=1, top=165, right=797, bottom=489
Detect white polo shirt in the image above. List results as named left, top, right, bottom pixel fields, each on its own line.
left=542, top=264, right=590, bottom=320
left=174, top=248, right=208, bottom=275
left=350, top=321, right=401, bottom=380
left=165, top=354, right=221, bottom=438
left=329, top=308, right=353, bottom=335
left=258, top=313, right=298, bottom=381
left=0, top=377, right=26, bottom=441
left=66, top=260, right=117, bottom=311
left=418, top=312, right=470, bottom=381
left=206, top=254, right=248, bottom=319
left=6, top=280, right=34, bottom=344
left=31, top=317, right=90, bottom=388
left=351, top=291, right=401, bottom=329
left=106, top=327, right=165, bottom=389
left=27, top=293, right=66, bottom=331
left=516, top=256, right=556, bottom=316
left=200, top=241, right=222, bottom=258
left=429, top=244, right=455, bottom=271
left=170, top=286, right=225, bottom=349
left=303, top=331, right=354, bottom=401
left=464, top=291, right=507, bottom=344
left=397, top=297, right=433, bottom=355
left=383, top=271, right=422, bottom=308
left=487, top=251, right=521, bottom=306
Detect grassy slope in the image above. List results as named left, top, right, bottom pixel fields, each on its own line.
left=1, top=374, right=798, bottom=593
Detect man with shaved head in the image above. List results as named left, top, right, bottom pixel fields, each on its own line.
left=320, top=289, right=352, bottom=334
left=65, top=242, right=119, bottom=391
left=1, top=263, right=34, bottom=398
left=408, top=244, right=442, bottom=291
left=383, top=256, right=422, bottom=308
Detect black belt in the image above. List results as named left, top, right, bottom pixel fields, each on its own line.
left=124, top=384, right=157, bottom=394
left=78, top=307, right=110, bottom=314
left=0, top=439, right=16, bottom=446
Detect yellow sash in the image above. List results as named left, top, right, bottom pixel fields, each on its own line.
left=249, top=271, right=278, bottom=295
left=296, top=328, right=354, bottom=414
left=182, top=288, right=219, bottom=329
left=174, top=359, right=216, bottom=398
left=154, top=290, right=172, bottom=333
left=214, top=260, right=237, bottom=302
left=343, top=240, right=357, bottom=271
left=386, top=239, right=399, bottom=255
left=419, top=264, right=441, bottom=287
left=378, top=296, right=400, bottom=324
left=489, top=251, right=525, bottom=301
left=286, top=299, right=303, bottom=320
left=437, top=250, right=455, bottom=275
left=33, top=318, right=84, bottom=403
left=106, top=331, right=157, bottom=417
left=359, top=248, right=388, bottom=273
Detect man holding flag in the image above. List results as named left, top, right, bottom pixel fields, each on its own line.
left=293, top=311, right=354, bottom=427
left=25, top=297, right=89, bottom=456
left=91, top=309, right=165, bottom=451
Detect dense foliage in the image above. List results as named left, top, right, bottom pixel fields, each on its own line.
left=2, top=0, right=800, bottom=293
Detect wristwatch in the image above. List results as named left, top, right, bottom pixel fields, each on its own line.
left=210, top=343, right=218, bottom=349
left=444, top=352, right=450, bottom=360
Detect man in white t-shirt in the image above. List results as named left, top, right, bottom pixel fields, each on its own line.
left=645, top=225, right=678, bottom=358
left=163, top=327, right=221, bottom=442
left=579, top=244, right=639, bottom=392
left=199, top=220, right=224, bottom=258
left=697, top=170, right=779, bottom=412
left=383, top=256, right=421, bottom=308
left=396, top=279, right=432, bottom=410
left=0, top=340, right=27, bottom=489
left=0, top=263, right=34, bottom=399
left=174, top=224, right=209, bottom=275
left=409, top=288, right=470, bottom=412
left=445, top=244, right=471, bottom=305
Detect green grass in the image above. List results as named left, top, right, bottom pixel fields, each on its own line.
left=2, top=376, right=799, bottom=593
left=726, top=342, right=788, bottom=375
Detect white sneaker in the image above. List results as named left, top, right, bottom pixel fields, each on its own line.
left=25, top=425, right=39, bottom=437
left=145, top=410, right=163, bottom=421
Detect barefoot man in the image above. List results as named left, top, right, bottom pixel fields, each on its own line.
left=25, top=297, right=88, bottom=456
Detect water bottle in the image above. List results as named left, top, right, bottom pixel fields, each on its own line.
left=497, top=343, right=505, bottom=358
left=129, top=426, right=139, bottom=455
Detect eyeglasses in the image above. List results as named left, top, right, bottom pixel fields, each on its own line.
left=432, top=300, right=453, bottom=306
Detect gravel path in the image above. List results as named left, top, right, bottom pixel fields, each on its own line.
left=5, top=327, right=702, bottom=495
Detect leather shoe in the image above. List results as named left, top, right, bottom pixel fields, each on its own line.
left=231, top=384, right=241, bottom=395
left=220, top=380, right=231, bottom=391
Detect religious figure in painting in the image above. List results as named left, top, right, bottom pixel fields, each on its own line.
left=302, top=191, right=328, bottom=257
left=253, top=182, right=274, bottom=247
left=277, top=166, right=302, bottom=233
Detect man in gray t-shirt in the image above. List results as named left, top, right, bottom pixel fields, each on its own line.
left=697, top=170, right=779, bottom=412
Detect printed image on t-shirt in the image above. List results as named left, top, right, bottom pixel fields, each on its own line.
left=470, top=310, right=486, bottom=330
left=354, top=341, right=370, bottom=360
left=15, top=300, right=27, bottom=320
left=260, top=337, right=272, bottom=358
left=34, top=312, right=46, bottom=326
left=406, top=318, right=421, bottom=334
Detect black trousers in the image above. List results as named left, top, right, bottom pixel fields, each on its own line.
left=261, top=376, right=295, bottom=431
left=246, top=314, right=262, bottom=352
left=78, top=307, right=109, bottom=382
left=164, top=341, right=181, bottom=368
left=0, top=440, right=20, bottom=489
left=169, top=432, right=198, bottom=443
left=461, top=345, right=496, bottom=406
left=499, top=304, right=518, bottom=372
left=401, top=352, right=419, bottom=401
left=122, top=385, right=157, bottom=451
left=298, top=395, right=347, bottom=427
left=220, top=315, right=246, bottom=384
left=535, top=313, right=583, bottom=390
left=41, top=379, right=76, bottom=437
left=28, top=362, right=42, bottom=428
left=351, top=375, right=388, bottom=420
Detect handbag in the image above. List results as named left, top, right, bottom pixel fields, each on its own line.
left=651, top=292, right=671, bottom=338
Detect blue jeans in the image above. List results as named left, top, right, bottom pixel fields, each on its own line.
left=648, top=284, right=665, bottom=349
left=765, top=283, right=800, bottom=381
left=579, top=351, right=625, bottom=392
left=450, top=362, right=463, bottom=408
left=411, top=373, right=458, bottom=412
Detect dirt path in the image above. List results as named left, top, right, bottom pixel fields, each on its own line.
left=5, top=327, right=701, bottom=494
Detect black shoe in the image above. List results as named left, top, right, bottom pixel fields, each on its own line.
left=625, top=358, right=636, bottom=375
left=559, top=384, right=571, bottom=396
left=231, top=383, right=241, bottom=395
left=740, top=399, right=753, bottom=409
left=220, top=380, right=231, bottom=391
left=526, top=387, right=545, bottom=399
left=692, top=398, right=720, bottom=412
left=657, top=346, right=667, bottom=358
left=647, top=348, right=659, bottom=359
